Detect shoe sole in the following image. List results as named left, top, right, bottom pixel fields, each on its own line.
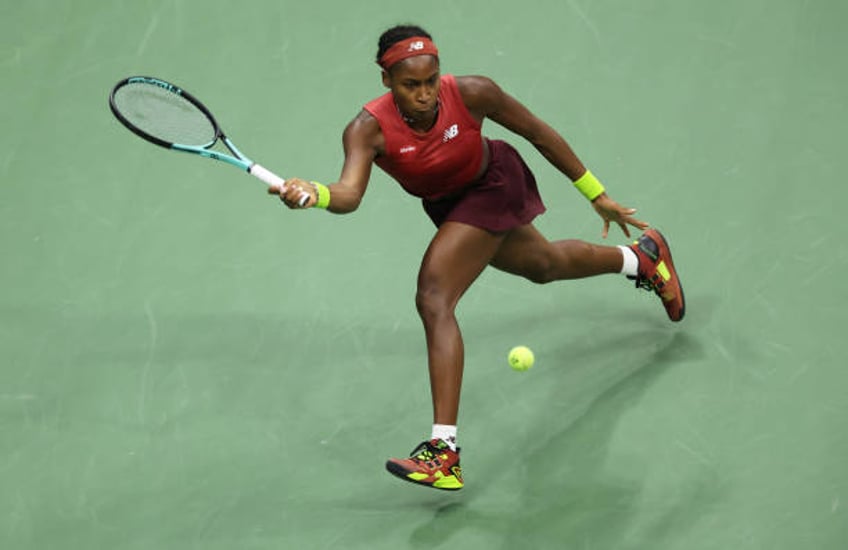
left=385, top=461, right=464, bottom=491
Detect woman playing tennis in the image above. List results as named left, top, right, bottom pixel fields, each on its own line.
left=269, top=24, right=685, bottom=491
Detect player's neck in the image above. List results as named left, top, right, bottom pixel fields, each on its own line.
left=396, top=100, right=440, bottom=132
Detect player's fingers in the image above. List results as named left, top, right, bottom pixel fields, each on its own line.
left=283, top=184, right=301, bottom=203
left=602, top=219, right=610, bottom=239
left=279, top=186, right=296, bottom=207
left=267, top=183, right=282, bottom=195
left=624, top=214, right=650, bottom=231
left=280, top=185, right=311, bottom=209
left=618, top=221, right=631, bottom=238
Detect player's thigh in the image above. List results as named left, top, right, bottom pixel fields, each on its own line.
left=489, top=224, right=552, bottom=278
left=418, top=222, right=505, bottom=300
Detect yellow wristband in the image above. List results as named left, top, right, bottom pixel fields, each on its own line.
left=311, top=181, right=330, bottom=209
left=573, top=170, right=606, bottom=201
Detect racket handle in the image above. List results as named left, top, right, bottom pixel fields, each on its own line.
left=250, top=163, right=309, bottom=207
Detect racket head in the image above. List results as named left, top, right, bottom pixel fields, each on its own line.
left=109, top=76, right=220, bottom=150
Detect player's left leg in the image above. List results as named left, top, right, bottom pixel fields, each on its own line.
left=490, top=223, right=624, bottom=282
left=490, top=224, right=685, bottom=321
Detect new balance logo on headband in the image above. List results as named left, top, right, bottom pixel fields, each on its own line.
left=378, top=37, right=440, bottom=70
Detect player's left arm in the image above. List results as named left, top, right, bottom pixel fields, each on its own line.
left=457, top=75, right=587, bottom=180
left=457, top=75, right=648, bottom=237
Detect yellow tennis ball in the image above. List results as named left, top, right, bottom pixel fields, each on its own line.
left=508, top=346, right=534, bottom=371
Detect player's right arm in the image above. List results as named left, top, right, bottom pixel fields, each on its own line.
left=274, top=110, right=382, bottom=213
left=325, top=110, right=382, bottom=213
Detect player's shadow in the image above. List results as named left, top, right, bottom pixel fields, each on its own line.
left=408, top=330, right=720, bottom=549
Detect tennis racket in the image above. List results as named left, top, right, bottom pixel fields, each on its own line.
left=109, top=76, right=307, bottom=205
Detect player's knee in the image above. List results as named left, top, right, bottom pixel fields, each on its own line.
left=526, top=272, right=552, bottom=284
left=523, top=256, right=556, bottom=284
left=493, top=246, right=558, bottom=284
left=415, top=284, right=453, bottom=322
left=525, top=269, right=554, bottom=284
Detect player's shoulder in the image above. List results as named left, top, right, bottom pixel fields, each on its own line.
left=454, top=75, right=503, bottom=111
left=343, top=109, right=384, bottom=154
left=455, top=75, right=501, bottom=95
left=346, top=109, right=380, bottom=134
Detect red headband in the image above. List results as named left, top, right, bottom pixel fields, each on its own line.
left=378, top=37, right=440, bottom=70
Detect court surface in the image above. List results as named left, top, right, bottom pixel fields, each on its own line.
left=2, top=1, right=847, bottom=548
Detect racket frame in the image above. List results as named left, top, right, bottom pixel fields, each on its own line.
left=109, top=76, right=297, bottom=198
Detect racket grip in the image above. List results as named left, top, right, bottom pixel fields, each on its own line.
left=250, top=164, right=309, bottom=207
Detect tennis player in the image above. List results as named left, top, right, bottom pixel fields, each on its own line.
left=269, top=24, right=685, bottom=490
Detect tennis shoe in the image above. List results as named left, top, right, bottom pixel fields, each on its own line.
left=629, top=228, right=685, bottom=322
left=385, top=439, right=463, bottom=490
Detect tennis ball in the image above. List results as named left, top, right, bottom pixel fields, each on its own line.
left=508, top=346, right=534, bottom=371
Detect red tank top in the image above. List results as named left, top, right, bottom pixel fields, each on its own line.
left=363, top=74, right=484, bottom=200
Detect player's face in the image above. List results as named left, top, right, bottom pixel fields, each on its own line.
left=383, top=55, right=440, bottom=126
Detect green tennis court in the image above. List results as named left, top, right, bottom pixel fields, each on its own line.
left=2, top=1, right=846, bottom=548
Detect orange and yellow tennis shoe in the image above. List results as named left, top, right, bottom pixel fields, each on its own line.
left=385, top=439, right=463, bottom=491
left=629, top=229, right=685, bottom=322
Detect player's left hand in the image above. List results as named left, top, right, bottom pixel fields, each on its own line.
left=590, top=193, right=649, bottom=238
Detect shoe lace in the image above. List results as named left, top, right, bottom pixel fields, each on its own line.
left=409, top=441, right=445, bottom=464
left=632, top=274, right=655, bottom=292
left=631, top=234, right=663, bottom=294
left=629, top=274, right=657, bottom=293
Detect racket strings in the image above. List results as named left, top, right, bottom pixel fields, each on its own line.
left=113, top=84, right=217, bottom=147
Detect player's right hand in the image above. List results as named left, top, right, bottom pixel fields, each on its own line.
left=267, top=177, right=315, bottom=209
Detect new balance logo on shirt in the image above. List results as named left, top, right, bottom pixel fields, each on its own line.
left=398, top=124, right=460, bottom=154
left=443, top=124, right=459, bottom=142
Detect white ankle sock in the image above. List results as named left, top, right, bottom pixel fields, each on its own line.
left=431, top=424, right=457, bottom=450
left=618, top=245, right=639, bottom=277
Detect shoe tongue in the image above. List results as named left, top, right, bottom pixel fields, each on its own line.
left=638, top=235, right=659, bottom=261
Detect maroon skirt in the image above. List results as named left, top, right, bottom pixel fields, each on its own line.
left=422, top=140, right=546, bottom=232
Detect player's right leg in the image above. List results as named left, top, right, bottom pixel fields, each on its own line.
left=385, top=221, right=505, bottom=491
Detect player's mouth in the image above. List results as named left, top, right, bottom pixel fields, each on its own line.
left=414, top=103, right=438, bottom=117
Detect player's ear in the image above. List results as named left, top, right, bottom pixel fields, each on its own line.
left=381, top=70, right=391, bottom=89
